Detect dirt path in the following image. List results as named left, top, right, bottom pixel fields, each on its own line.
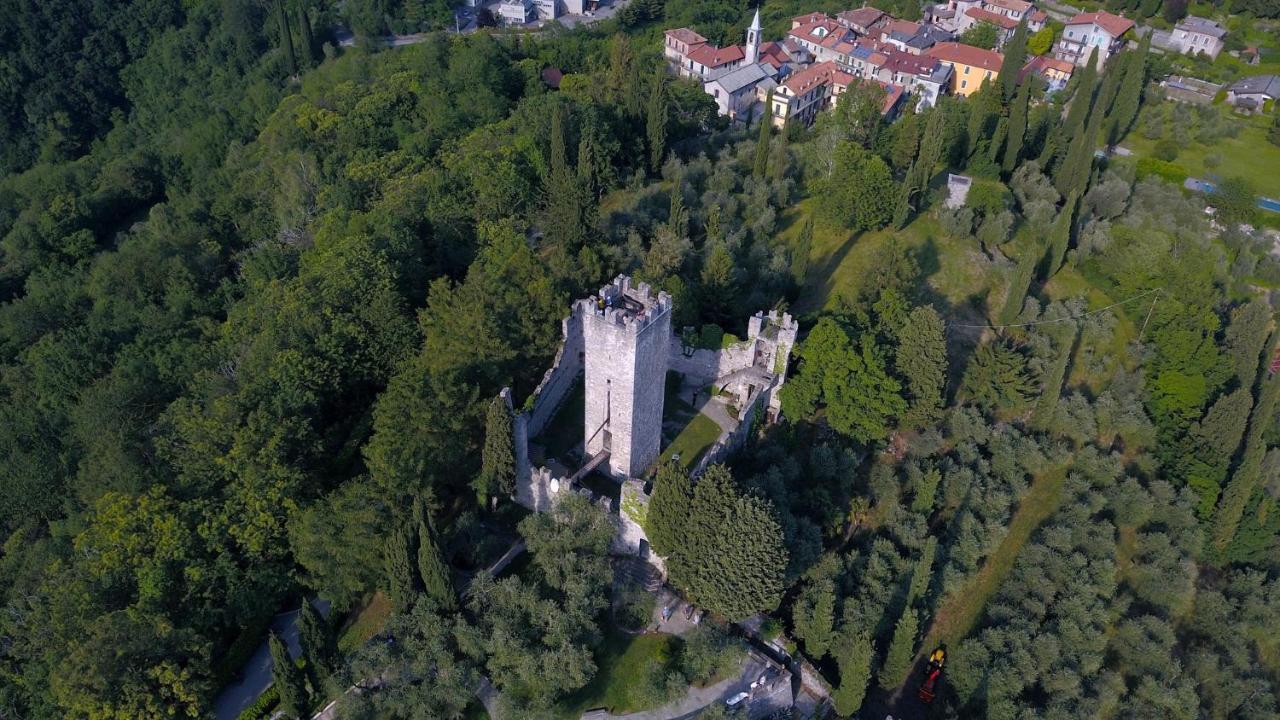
left=918, top=464, right=1070, bottom=653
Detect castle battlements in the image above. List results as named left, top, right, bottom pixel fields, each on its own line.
left=574, top=275, right=673, bottom=335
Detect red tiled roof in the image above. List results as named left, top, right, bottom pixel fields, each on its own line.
left=1029, top=9, right=1048, bottom=22
left=781, top=60, right=846, bottom=95
left=884, top=51, right=939, bottom=76
left=838, top=6, right=886, bottom=28
left=966, top=7, right=1019, bottom=30
left=884, top=19, right=922, bottom=37
left=1066, top=11, right=1134, bottom=37
left=829, top=76, right=906, bottom=116
left=686, top=43, right=745, bottom=67
left=792, top=11, right=829, bottom=27
left=926, top=41, right=1004, bottom=72
left=1019, top=54, right=1074, bottom=82
left=541, top=67, right=563, bottom=88
left=985, top=0, right=1032, bottom=13
left=665, top=28, right=707, bottom=46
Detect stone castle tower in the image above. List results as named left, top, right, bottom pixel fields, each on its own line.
left=576, top=276, right=672, bottom=479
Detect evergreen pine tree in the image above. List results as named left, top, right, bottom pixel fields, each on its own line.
left=542, top=104, right=588, bottom=252
left=298, top=599, right=336, bottom=682
left=476, top=394, right=515, bottom=507
left=896, top=306, right=947, bottom=427
left=1044, top=191, right=1078, bottom=278
left=269, top=632, right=310, bottom=718
left=878, top=607, right=919, bottom=689
left=1002, top=79, right=1030, bottom=173
left=793, top=578, right=836, bottom=659
left=295, top=0, right=317, bottom=67
left=383, top=527, right=419, bottom=610
left=646, top=70, right=667, bottom=173
left=1213, top=344, right=1280, bottom=555
left=791, top=216, right=814, bottom=284
left=999, top=20, right=1028, bottom=99
left=417, top=515, right=456, bottom=610
left=906, top=536, right=937, bottom=605
left=1031, top=322, right=1078, bottom=430
left=645, top=460, right=693, bottom=557
left=1223, top=300, right=1273, bottom=384
left=754, top=94, right=772, bottom=178
left=1093, top=52, right=1126, bottom=124
left=276, top=0, right=297, bottom=76
left=998, top=236, right=1042, bottom=325
left=831, top=630, right=874, bottom=716
left=1047, top=48, right=1097, bottom=176
left=896, top=109, right=946, bottom=227
left=1107, top=33, right=1150, bottom=144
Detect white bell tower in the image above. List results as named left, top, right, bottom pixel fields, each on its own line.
left=746, top=8, right=761, bottom=64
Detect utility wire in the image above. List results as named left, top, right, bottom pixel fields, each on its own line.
left=950, top=288, right=1163, bottom=330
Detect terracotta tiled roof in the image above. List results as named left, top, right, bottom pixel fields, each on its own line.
left=884, top=19, right=922, bottom=37
left=792, top=11, right=829, bottom=27
left=1029, top=9, right=1048, bottom=22
left=665, top=28, right=707, bottom=46
left=1066, top=11, right=1134, bottom=38
left=966, top=7, right=1019, bottom=30
left=686, top=43, right=745, bottom=67
left=985, top=0, right=1033, bottom=14
left=884, top=51, right=939, bottom=76
left=926, top=41, right=1004, bottom=72
left=838, top=6, right=886, bottom=28
left=1019, top=54, right=1074, bottom=82
left=781, top=60, right=847, bottom=95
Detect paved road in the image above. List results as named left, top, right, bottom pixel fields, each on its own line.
left=212, top=600, right=331, bottom=720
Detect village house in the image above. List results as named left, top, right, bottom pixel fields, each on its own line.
left=663, top=27, right=744, bottom=81
left=982, top=0, right=1047, bottom=31
left=926, top=41, right=1002, bottom=96
left=884, top=23, right=954, bottom=55
left=931, top=0, right=1046, bottom=34
left=770, top=61, right=904, bottom=127
left=1053, top=11, right=1134, bottom=69
left=1161, top=75, right=1222, bottom=106
left=787, top=13, right=861, bottom=68
left=837, top=6, right=887, bottom=35
left=960, top=7, right=1020, bottom=46
left=1019, top=55, right=1074, bottom=92
left=497, top=0, right=534, bottom=25
left=1226, top=75, right=1280, bottom=113
left=875, top=52, right=952, bottom=108
left=1171, top=16, right=1227, bottom=60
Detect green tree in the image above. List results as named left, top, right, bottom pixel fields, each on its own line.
left=895, top=108, right=946, bottom=227
left=999, top=236, right=1042, bottom=325
left=960, top=22, right=1001, bottom=50
left=792, top=216, right=815, bottom=285
left=754, top=97, right=772, bottom=178
left=1046, top=48, right=1097, bottom=177
left=1000, top=21, right=1029, bottom=98
left=813, top=141, right=896, bottom=230
left=1212, top=355, right=1280, bottom=554
left=296, top=0, right=317, bottom=67
left=960, top=339, right=1035, bottom=411
left=298, top=599, right=337, bottom=682
left=276, top=0, right=298, bottom=76
left=384, top=526, right=419, bottom=610
left=1107, top=34, right=1150, bottom=144
left=645, top=460, right=693, bottom=558
left=1002, top=79, right=1031, bottom=173
left=417, top=515, right=456, bottom=610
left=1188, top=387, right=1252, bottom=517
left=1223, top=301, right=1273, bottom=384
left=1027, top=26, right=1055, bottom=55
left=665, top=465, right=787, bottom=620
left=647, top=70, right=667, bottom=173
left=896, top=306, right=948, bottom=427
left=878, top=608, right=919, bottom=689
left=1269, top=111, right=1280, bottom=148
left=1214, top=177, right=1259, bottom=227
left=831, top=630, right=874, bottom=715
left=1045, top=191, right=1078, bottom=278
left=476, top=394, right=516, bottom=507
left=269, top=632, right=309, bottom=718
left=780, top=318, right=907, bottom=442
left=542, top=104, right=589, bottom=254
left=906, top=536, right=938, bottom=605
left=793, top=576, right=837, bottom=659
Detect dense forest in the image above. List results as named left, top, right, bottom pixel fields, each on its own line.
left=0, top=1, right=1278, bottom=719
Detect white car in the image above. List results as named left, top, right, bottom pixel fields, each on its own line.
left=726, top=691, right=749, bottom=707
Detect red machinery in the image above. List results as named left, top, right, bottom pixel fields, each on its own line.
left=917, top=647, right=945, bottom=704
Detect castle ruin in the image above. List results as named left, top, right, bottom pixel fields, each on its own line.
left=509, top=275, right=798, bottom=559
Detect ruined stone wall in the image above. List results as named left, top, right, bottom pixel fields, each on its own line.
left=667, top=339, right=758, bottom=382
left=524, top=313, right=584, bottom=438
left=692, top=381, right=770, bottom=476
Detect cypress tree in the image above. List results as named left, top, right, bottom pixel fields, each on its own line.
left=1059, top=96, right=1105, bottom=198
left=1107, top=33, right=1150, bottom=144
left=1047, top=48, right=1097, bottom=177
left=878, top=607, right=919, bottom=689
left=1223, top=300, right=1273, bottom=385
left=998, top=236, right=1041, bottom=325
left=417, top=515, right=456, bottom=610
left=296, top=0, right=317, bottom=67
left=1093, top=51, right=1126, bottom=124
left=543, top=104, right=587, bottom=252
left=896, top=108, right=946, bottom=227
left=298, top=599, right=336, bottom=682
left=383, top=527, right=419, bottom=610
left=1031, top=322, right=1078, bottom=430
left=645, top=460, right=693, bottom=557
left=896, top=306, right=947, bottom=427
left=476, top=394, right=515, bottom=507
left=753, top=95, right=773, bottom=178
left=791, top=216, right=814, bottom=284
left=1002, top=79, right=1030, bottom=173
left=999, top=20, right=1028, bottom=99
left=831, top=630, right=874, bottom=716
left=276, top=0, right=297, bottom=76
left=793, top=578, right=836, bottom=659
left=1189, top=387, right=1253, bottom=517
left=1044, top=191, right=1078, bottom=278
left=1213, top=344, right=1280, bottom=555
left=906, top=536, right=937, bottom=605
left=646, top=70, right=667, bottom=174
left=269, top=632, right=309, bottom=718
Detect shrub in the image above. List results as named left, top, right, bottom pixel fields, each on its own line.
left=698, top=324, right=724, bottom=349
left=236, top=685, right=279, bottom=720
left=1135, top=157, right=1189, bottom=185
left=1153, top=137, right=1180, bottom=161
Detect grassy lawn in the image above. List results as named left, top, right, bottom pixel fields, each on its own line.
left=336, top=591, right=393, bottom=653
left=1120, top=110, right=1280, bottom=199
left=659, top=413, right=723, bottom=471
left=556, top=631, right=680, bottom=717
left=780, top=199, right=993, bottom=318
left=919, top=465, right=1069, bottom=653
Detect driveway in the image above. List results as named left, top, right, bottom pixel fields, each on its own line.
left=212, top=599, right=331, bottom=720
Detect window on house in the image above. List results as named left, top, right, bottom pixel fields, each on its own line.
left=961, top=79, right=967, bottom=89
left=964, top=66, right=970, bottom=74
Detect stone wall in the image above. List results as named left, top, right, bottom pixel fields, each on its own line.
left=524, top=313, right=584, bottom=438
left=692, top=381, right=770, bottom=476
left=668, top=339, right=758, bottom=381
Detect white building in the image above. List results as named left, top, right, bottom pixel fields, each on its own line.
left=1171, top=17, right=1226, bottom=60
left=1053, top=11, right=1134, bottom=69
